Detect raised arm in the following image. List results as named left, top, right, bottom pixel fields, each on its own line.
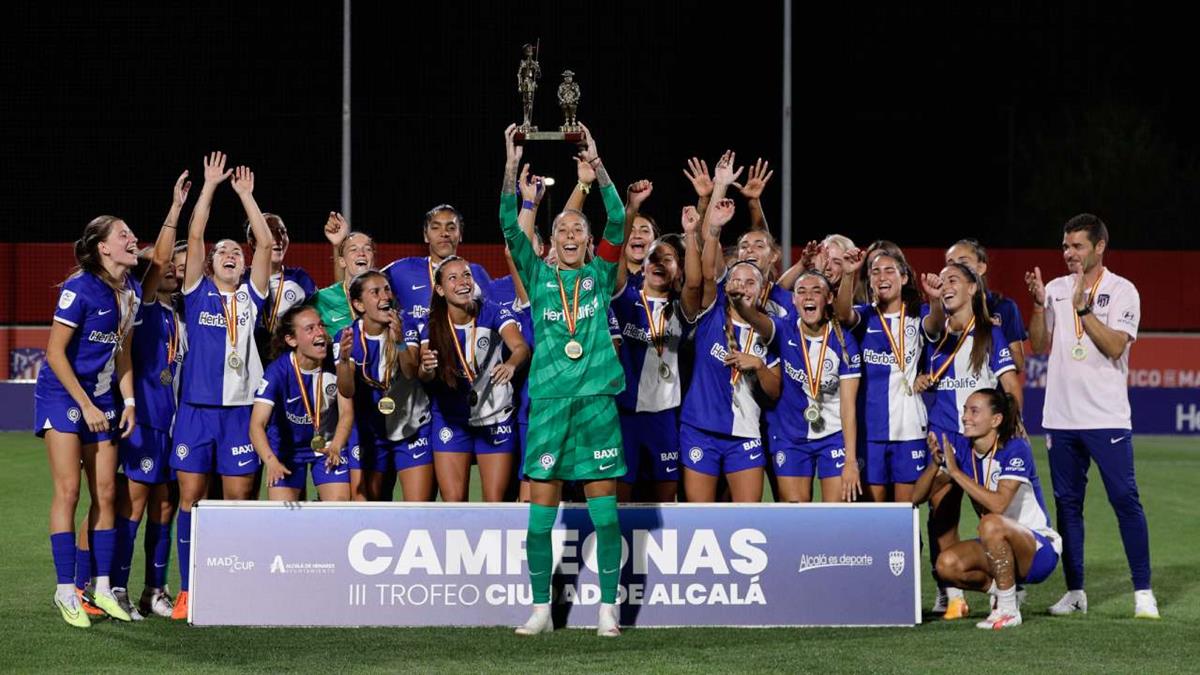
left=1073, top=272, right=1132, bottom=359
left=324, top=212, right=350, bottom=283
left=701, top=197, right=737, bottom=292
left=733, top=157, right=773, bottom=232
left=683, top=157, right=714, bottom=220
left=834, top=247, right=865, bottom=326
left=500, top=124, right=538, bottom=284
left=142, top=171, right=191, bottom=299
left=184, top=152, right=232, bottom=290
left=679, top=206, right=705, bottom=321
left=615, top=179, right=653, bottom=293
left=565, top=152, right=596, bottom=213
left=577, top=124, right=625, bottom=249
left=1025, top=267, right=1050, bottom=355
left=729, top=291, right=776, bottom=345
left=517, top=163, right=544, bottom=247
left=919, top=272, right=946, bottom=337
left=230, top=166, right=273, bottom=296
left=779, top=240, right=822, bottom=293
left=704, top=151, right=743, bottom=280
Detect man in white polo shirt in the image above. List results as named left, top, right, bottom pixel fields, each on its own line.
left=1025, top=213, right=1158, bottom=619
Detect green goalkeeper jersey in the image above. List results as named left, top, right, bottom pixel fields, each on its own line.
left=500, top=184, right=626, bottom=400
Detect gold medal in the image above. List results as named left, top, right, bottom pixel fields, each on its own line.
left=377, top=396, right=396, bottom=415
left=565, top=339, right=584, bottom=360
left=556, top=269, right=585, bottom=362
left=219, top=290, right=241, bottom=371
left=310, top=436, right=326, bottom=452
left=159, top=368, right=173, bottom=386
left=799, top=323, right=832, bottom=416
left=162, top=306, right=179, bottom=388
left=227, top=353, right=243, bottom=370
left=1072, top=269, right=1105, bottom=353
left=447, top=314, right=478, bottom=384
left=1071, top=343, right=1087, bottom=361
left=292, top=353, right=327, bottom=451
left=658, top=362, right=672, bottom=380
left=874, top=305, right=912, bottom=394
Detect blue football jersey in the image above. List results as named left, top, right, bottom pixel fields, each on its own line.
left=178, top=276, right=267, bottom=406
left=37, top=271, right=142, bottom=403
left=382, top=256, right=493, bottom=331
left=850, top=303, right=928, bottom=442
left=418, top=300, right=518, bottom=426
left=131, top=300, right=186, bottom=430
left=769, top=317, right=861, bottom=441
left=611, top=285, right=685, bottom=413
left=925, top=322, right=1016, bottom=433
left=338, top=316, right=430, bottom=441
left=255, top=352, right=340, bottom=460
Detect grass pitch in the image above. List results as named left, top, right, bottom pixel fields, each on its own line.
left=0, top=432, right=1196, bottom=673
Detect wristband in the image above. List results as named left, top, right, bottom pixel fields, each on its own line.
left=1075, top=306, right=1091, bottom=317
left=588, top=156, right=602, bottom=168
left=521, top=200, right=536, bottom=211
left=123, top=397, right=136, bottom=408
left=577, top=181, right=592, bottom=194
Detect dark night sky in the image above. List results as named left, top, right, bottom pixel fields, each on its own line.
left=5, top=1, right=1199, bottom=250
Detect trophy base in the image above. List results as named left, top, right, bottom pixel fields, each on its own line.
left=515, top=130, right=584, bottom=143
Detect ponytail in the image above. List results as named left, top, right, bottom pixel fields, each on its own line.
left=269, top=304, right=315, bottom=361
left=977, top=387, right=1023, bottom=446
left=67, top=215, right=123, bottom=286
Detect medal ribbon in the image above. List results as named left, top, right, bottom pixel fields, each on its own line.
left=265, top=268, right=286, bottom=333
left=1073, top=269, right=1105, bottom=342
left=726, top=317, right=757, bottom=387
left=928, top=317, right=976, bottom=383
left=111, top=282, right=136, bottom=350
left=164, top=307, right=180, bottom=371
left=290, top=353, right=321, bottom=440
left=218, top=290, right=239, bottom=353
left=357, top=323, right=393, bottom=391
left=971, top=437, right=998, bottom=488
left=874, top=304, right=907, bottom=374
left=447, top=316, right=478, bottom=383
left=555, top=269, right=582, bottom=338
left=799, top=323, right=832, bottom=402
left=639, top=290, right=668, bottom=358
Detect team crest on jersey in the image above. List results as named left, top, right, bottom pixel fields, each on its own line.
left=1096, top=293, right=1110, bottom=308
left=775, top=451, right=786, bottom=468
left=477, top=336, right=490, bottom=352
left=538, top=453, right=556, bottom=469
left=751, top=343, right=766, bottom=357
left=284, top=289, right=297, bottom=303
left=67, top=407, right=81, bottom=423
left=58, top=289, right=77, bottom=310
left=581, top=277, right=594, bottom=292
left=904, top=324, right=918, bottom=339
left=325, top=383, right=337, bottom=398
left=888, top=550, right=905, bottom=577
left=688, top=447, right=704, bottom=464
left=175, top=444, right=189, bottom=460
left=236, top=290, right=250, bottom=304
left=257, top=379, right=269, bottom=396
left=351, top=445, right=360, bottom=460
left=439, top=427, right=453, bottom=443
left=139, top=457, right=154, bottom=474
left=823, top=358, right=835, bottom=373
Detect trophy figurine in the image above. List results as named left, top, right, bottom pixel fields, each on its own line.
left=557, top=70, right=581, bottom=132
left=517, top=43, right=541, bottom=133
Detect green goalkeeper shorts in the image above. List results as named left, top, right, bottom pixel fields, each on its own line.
left=524, top=395, right=625, bottom=481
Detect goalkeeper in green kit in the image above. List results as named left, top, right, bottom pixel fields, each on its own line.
left=500, top=123, right=630, bottom=637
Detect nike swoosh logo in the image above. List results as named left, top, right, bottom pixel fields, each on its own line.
left=866, top=328, right=883, bottom=334
left=546, top=283, right=558, bottom=289
left=411, top=284, right=427, bottom=290
left=413, top=452, right=427, bottom=459
left=330, top=314, right=345, bottom=322
left=287, top=395, right=302, bottom=404
left=154, top=563, right=167, bottom=568
left=787, top=340, right=800, bottom=347
left=180, top=539, right=191, bottom=544
left=749, top=453, right=762, bottom=460
left=665, top=466, right=678, bottom=473
left=602, top=568, right=619, bottom=574
left=238, top=459, right=255, bottom=467
left=1110, top=436, right=1126, bottom=444
left=97, top=309, right=113, bottom=316
left=835, top=461, right=845, bottom=468
left=207, top=292, right=221, bottom=297
left=530, top=570, right=547, bottom=577
left=915, top=465, right=926, bottom=471
left=120, top=565, right=131, bottom=571
left=333, top=469, right=348, bottom=475
left=599, top=462, right=616, bottom=471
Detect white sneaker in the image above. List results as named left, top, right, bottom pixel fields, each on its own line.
left=931, top=588, right=948, bottom=613
left=1048, top=590, right=1088, bottom=616
left=976, top=609, right=1023, bottom=630
left=139, top=588, right=174, bottom=618
left=113, top=587, right=143, bottom=621
left=514, top=604, right=552, bottom=635
left=1134, top=590, right=1160, bottom=619
left=596, top=603, right=621, bottom=637
left=991, top=585, right=1028, bottom=611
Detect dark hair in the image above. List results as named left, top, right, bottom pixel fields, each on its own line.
left=944, top=262, right=993, bottom=375
left=949, top=238, right=1000, bottom=302
left=246, top=213, right=286, bottom=248
left=426, top=256, right=478, bottom=389
left=348, top=270, right=388, bottom=306
left=204, top=239, right=245, bottom=278
left=643, top=235, right=685, bottom=323
left=974, top=387, right=1024, bottom=447
left=424, top=204, right=464, bottom=232
left=867, top=248, right=921, bottom=318
left=632, top=212, right=660, bottom=239
left=795, top=268, right=850, bottom=362
left=269, top=304, right=320, bottom=361
left=1064, top=213, right=1109, bottom=247
left=69, top=215, right=124, bottom=285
